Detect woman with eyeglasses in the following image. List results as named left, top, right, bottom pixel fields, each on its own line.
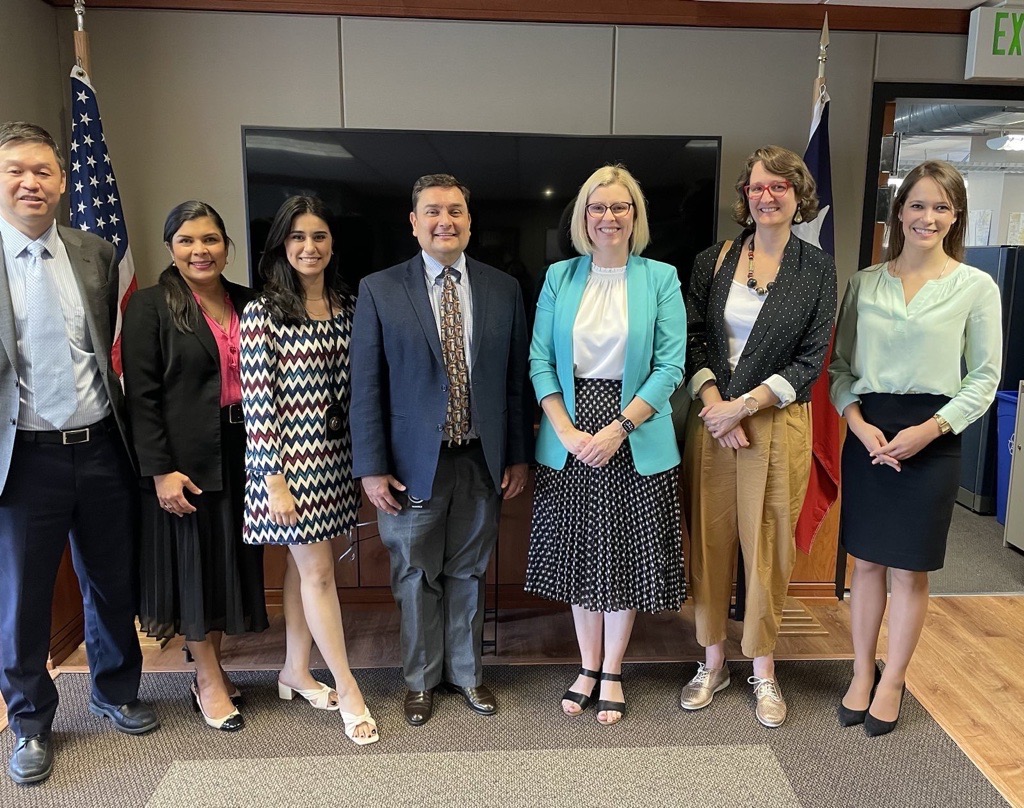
left=830, top=161, right=1000, bottom=736
left=240, top=196, right=377, bottom=745
left=122, top=201, right=269, bottom=732
left=679, top=145, right=836, bottom=727
left=525, top=164, right=686, bottom=725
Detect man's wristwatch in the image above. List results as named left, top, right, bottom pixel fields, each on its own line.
left=932, top=414, right=952, bottom=435
left=741, top=395, right=760, bottom=417
left=615, top=414, right=636, bottom=435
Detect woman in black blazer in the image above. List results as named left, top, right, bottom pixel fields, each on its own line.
left=679, top=146, right=837, bottom=728
left=122, top=201, right=268, bottom=732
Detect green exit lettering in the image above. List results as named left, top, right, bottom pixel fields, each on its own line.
left=993, top=11, right=1024, bottom=56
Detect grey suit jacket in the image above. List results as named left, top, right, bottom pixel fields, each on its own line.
left=0, top=224, right=129, bottom=493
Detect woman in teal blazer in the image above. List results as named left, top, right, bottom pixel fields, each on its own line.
left=525, top=164, right=686, bottom=726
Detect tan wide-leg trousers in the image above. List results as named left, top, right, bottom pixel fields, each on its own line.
left=682, top=401, right=812, bottom=658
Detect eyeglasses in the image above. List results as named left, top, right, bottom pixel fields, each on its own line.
left=586, top=202, right=635, bottom=218
left=744, top=181, right=793, bottom=198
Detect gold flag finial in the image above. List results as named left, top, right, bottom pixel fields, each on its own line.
left=817, top=12, right=830, bottom=80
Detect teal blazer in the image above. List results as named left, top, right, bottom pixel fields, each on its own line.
left=530, top=255, right=686, bottom=475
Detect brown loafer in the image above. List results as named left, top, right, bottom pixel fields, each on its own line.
left=403, top=689, right=434, bottom=726
left=442, top=682, right=497, bottom=715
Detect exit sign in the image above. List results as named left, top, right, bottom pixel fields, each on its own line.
left=966, top=5, right=1024, bottom=80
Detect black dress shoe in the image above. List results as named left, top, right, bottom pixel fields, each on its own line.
left=404, top=689, right=434, bottom=726
left=88, top=698, right=160, bottom=735
left=8, top=735, right=53, bottom=785
left=837, top=665, right=882, bottom=728
left=442, top=682, right=497, bottom=715
left=864, top=685, right=906, bottom=738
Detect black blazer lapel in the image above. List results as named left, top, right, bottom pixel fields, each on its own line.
left=740, top=233, right=803, bottom=358
left=403, top=256, right=444, bottom=367
left=707, top=238, right=744, bottom=389
left=467, top=257, right=489, bottom=371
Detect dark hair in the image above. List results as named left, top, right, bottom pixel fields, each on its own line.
left=0, top=121, right=65, bottom=171
left=884, top=160, right=967, bottom=264
left=411, top=174, right=471, bottom=210
left=160, top=200, right=232, bottom=333
left=259, top=195, right=347, bottom=325
left=731, top=144, right=819, bottom=227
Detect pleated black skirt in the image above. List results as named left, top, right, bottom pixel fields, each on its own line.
left=138, top=419, right=269, bottom=641
left=525, top=378, right=684, bottom=613
left=840, top=393, right=961, bottom=572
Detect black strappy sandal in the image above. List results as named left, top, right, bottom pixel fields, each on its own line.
left=595, top=671, right=626, bottom=725
left=561, top=667, right=600, bottom=715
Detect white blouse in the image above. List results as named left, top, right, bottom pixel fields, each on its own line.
left=724, top=281, right=764, bottom=371
left=573, top=264, right=627, bottom=379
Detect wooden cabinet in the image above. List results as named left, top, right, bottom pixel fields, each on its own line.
left=263, top=465, right=841, bottom=608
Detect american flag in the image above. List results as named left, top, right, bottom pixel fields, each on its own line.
left=69, top=67, right=137, bottom=376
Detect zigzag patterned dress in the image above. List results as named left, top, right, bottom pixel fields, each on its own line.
left=240, top=298, right=360, bottom=545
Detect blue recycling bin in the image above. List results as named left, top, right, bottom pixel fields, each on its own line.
left=995, top=391, right=1019, bottom=525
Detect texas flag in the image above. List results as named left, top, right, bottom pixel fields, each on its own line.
left=792, top=83, right=840, bottom=555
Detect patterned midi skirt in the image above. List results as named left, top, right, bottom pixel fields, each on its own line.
left=524, top=377, right=684, bottom=613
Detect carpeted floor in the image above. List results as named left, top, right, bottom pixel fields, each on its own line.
left=929, top=505, right=1024, bottom=595
left=0, top=662, right=1007, bottom=807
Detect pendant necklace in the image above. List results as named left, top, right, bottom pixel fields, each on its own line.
left=198, top=294, right=229, bottom=330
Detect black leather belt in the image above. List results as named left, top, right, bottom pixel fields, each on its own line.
left=440, top=438, right=479, bottom=453
left=222, top=403, right=244, bottom=424
left=16, top=416, right=116, bottom=446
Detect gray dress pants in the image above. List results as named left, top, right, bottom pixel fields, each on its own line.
left=377, top=441, right=500, bottom=691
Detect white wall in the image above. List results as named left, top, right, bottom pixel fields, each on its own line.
left=0, top=0, right=62, bottom=136
left=26, top=9, right=974, bottom=291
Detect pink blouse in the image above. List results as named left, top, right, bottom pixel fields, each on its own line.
left=195, top=293, right=242, bottom=407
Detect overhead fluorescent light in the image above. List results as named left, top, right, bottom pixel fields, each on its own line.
left=987, top=134, right=1024, bottom=151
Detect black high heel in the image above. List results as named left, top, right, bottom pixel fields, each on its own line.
left=561, top=667, right=600, bottom=715
left=595, top=671, right=626, bottom=725
left=837, top=664, right=882, bottom=727
left=864, top=684, right=906, bottom=737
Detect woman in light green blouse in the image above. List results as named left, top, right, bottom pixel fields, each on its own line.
left=829, top=160, right=1002, bottom=737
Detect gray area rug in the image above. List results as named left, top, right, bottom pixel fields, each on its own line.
left=0, top=662, right=1007, bottom=807
left=929, top=505, right=1024, bottom=594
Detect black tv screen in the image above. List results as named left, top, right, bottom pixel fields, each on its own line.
left=243, top=128, right=720, bottom=313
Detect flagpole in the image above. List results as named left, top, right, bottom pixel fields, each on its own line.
left=73, top=0, right=92, bottom=77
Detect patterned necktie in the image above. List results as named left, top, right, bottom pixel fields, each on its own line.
left=439, top=266, right=470, bottom=444
left=24, top=242, right=78, bottom=429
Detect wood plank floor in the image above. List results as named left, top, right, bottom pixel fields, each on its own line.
left=32, top=595, right=1024, bottom=806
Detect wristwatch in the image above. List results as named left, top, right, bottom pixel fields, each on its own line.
left=615, top=414, right=636, bottom=435
left=741, top=395, right=760, bottom=417
left=932, top=414, right=952, bottom=435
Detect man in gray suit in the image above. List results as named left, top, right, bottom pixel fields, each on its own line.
left=0, top=122, right=157, bottom=786
left=351, top=174, right=532, bottom=726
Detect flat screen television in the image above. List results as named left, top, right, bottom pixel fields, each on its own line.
left=242, top=128, right=721, bottom=315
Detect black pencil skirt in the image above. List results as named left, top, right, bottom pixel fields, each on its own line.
left=840, top=393, right=961, bottom=572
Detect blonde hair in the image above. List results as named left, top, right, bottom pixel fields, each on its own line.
left=569, top=164, right=651, bottom=256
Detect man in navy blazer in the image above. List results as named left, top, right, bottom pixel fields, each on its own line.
left=351, top=174, right=531, bottom=726
left=0, top=122, right=157, bottom=786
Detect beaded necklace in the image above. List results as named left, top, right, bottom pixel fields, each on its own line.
left=746, top=236, right=778, bottom=296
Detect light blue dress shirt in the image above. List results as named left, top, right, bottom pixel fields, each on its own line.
left=0, top=216, right=110, bottom=430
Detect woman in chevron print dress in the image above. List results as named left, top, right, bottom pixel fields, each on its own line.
left=241, top=196, right=377, bottom=745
